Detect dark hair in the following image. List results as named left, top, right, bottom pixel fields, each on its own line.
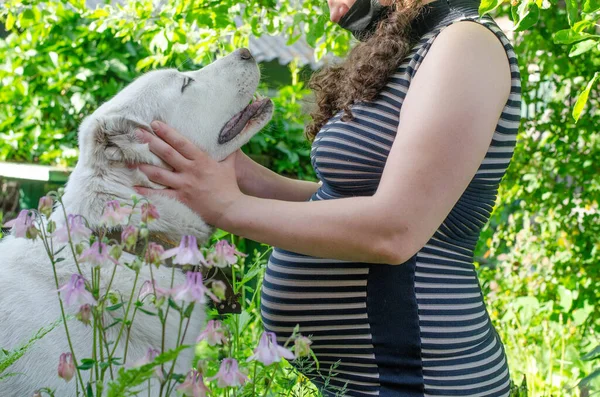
left=305, top=0, right=425, bottom=141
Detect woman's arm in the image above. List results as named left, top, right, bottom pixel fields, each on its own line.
left=235, top=150, right=319, bottom=202
left=134, top=22, right=511, bottom=265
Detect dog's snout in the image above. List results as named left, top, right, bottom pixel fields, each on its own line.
left=238, top=48, right=253, bottom=61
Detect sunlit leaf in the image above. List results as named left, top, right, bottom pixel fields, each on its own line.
left=573, top=71, right=599, bottom=122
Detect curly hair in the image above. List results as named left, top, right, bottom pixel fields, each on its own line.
left=305, top=0, right=426, bottom=141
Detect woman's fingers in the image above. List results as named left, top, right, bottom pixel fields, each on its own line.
left=136, top=163, right=183, bottom=189
left=151, top=121, right=207, bottom=163
left=136, top=128, right=190, bottom=171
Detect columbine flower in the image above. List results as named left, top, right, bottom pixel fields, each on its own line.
left=211, top=280, right=227, bottom=301
left=145, top=242, right=165, bottom=267
left=100, top=200, right=132, bottom=227
left=38, top=196, right=54, bottom=217
left=196, top=320, right=227, bottom=346
left=57, top=352, right=75, bottom=382
left=79, top=241, right=119, bottom=268
left=207, top=358, right=247, bottom=388
left=76, top=304, right=92, bottom=326
left=246, top=332, right=294, bottom=366
left=138, top=280, right=169, bottom=300
left=132, top=347, right=163, bottom=380
left=171, top=272, right=216, bottom=304
left=121, top=225, right=139, bottom=250
left=53, top=214, right=92, bottom=244
left=32, top=391, right=42, bottom=397
left=207, top=240, right=246, bottom=268
left=161, top=235, right=206, bottom=266
left=13, top=210, right=38, bottom=240
left=141, top=202, right=160, bottom=223
left=57, top=274, right=96, bottom=307
left=176, top=369, right=210, bottom=397
left=294, top=335, right=313, bottom=358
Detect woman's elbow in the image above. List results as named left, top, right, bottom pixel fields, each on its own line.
left=371, top=232, right=412, bottom=265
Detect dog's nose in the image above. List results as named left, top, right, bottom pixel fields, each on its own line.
left=239, top=48, right=253, bottom=61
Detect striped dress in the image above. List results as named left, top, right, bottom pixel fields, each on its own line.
left=261, top=0, right=521, bottom=395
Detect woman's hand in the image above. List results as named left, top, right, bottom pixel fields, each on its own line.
left=132, top=121, right=243, bottom=227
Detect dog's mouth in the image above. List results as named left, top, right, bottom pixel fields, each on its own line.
left=218, top=94, right=273, bottom=144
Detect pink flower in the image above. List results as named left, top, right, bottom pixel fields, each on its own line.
left=176, top=369, right=210, bottom=397
left=76, top=304, right=92, bottom=326
left=57, top=274, right=96, bottom=307
left=196, top=320, right=227, bottom=346
left=13, top=210, right=38, bottom=240
left=294, top=335, right=313, bottom=358
left=100, top=200, right=132, bottom=227
left=38, top=196, right=54, bottom=217
left=132, top=347, right=163, bottom=380
left=121, top=225, right=139, bottom=250
left=145, top=242, right=165, bottom=267
left=53, top=214, right=92, bottom=244
left=246, top=332, right=294, bottom=366
left=32, top=391, right=42, bottom=397
left=57, top=352, right=75, bottom=382
left=141, top=202, right=160, bottom=223
left=161, top=235, right=207, bottom=266
left=79, top=241, right=119, bottom=268
left=207, top=358, right=247, bottom=388
left=208, top=240, right=246, bottom=268
left=138, top=280, right=169, bottom=300
left=171, top=272, right=216, bottom=304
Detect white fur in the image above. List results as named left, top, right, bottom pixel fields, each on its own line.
left=0, top=49, right=273, bottom=396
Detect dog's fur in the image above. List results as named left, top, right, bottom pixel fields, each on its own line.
left=0, top=49, right=273, bottom=396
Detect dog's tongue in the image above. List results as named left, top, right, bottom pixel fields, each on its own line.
left=218, top=99, right=270, bottom=144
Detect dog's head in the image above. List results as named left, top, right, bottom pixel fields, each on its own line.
left=59, top=49, right=273, bottom=240
left=79, top=48, right=273, bottom=165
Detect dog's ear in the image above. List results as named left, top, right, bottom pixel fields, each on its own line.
left=93, top=116, right=153, bottom=163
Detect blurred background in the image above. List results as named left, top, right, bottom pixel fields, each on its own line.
left=0, top=0, right=598, bottom=395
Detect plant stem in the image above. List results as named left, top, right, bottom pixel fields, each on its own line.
left=262, top=362, right=281, bottom=397
left=108, top=272, right=139, bottom=358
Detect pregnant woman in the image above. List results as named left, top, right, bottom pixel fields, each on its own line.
left=134, top=0, right=521, bottom=395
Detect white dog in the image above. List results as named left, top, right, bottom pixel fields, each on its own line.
left=0, top=48, right=273, bottom=396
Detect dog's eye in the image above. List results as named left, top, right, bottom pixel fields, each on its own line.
left=181, top=77, right=194, bottom=93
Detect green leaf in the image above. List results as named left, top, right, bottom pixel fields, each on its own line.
left=150, top=31, right=168, bottom=53
left=582, top=345, right=600, bottom=361
left=479, top=0, right=504, bottom=16
left=583, top=0, right=600, bottom=12
left=77, top=358, right=96, bottom=370
left=106, top=302, right=126, bottom=312
left=70, top=92, right=86, bottom=113
left=554, top=29, right=599, bottom=44
left=137, top=307, right=157, bottom=316
left=513, top=1, right=540, bottom=32
left=565, top=0, right=579, bottom=26
left=5, top=13, right=15, bottom=30
left=167, top=297, right=181, bottom=312
left=573, top=72, right=599, bottom=122
left=557, top=286, right=573, bottom=312
left=106, top=345, right=190, bottom=397
left=569, top=39, right=597, bottom=57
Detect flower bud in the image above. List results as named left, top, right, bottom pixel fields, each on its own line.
left=145, top=242, right=164, bottom=267
left=47, top=220, right=56, bottom=234
left=107, top=291, right=119, bottom=305
left=110, top=245, right=123, bottom=261
left=32, top=391, right=42, bottom=397
left=130, top=257, right=143, bottom=272
left=141, top=202, right=160, bottom=223
left=294, top=335, right=313, bottom=358
left=76, top=243, right=85, bottom=255
left=57, top=352, right=75, bottom=382
left=76, top=304, right=92, bottom=326
left=196, top=359, right=210, bottom=375
left=211, top=280, right=227, bottom=301
left=121, top=225, right=139, bottom=251
left=38, top=196, right=54, bottom=218
left=57, top=187, right=65, bottom=197
left=140, top=227, right=149, bottom=239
